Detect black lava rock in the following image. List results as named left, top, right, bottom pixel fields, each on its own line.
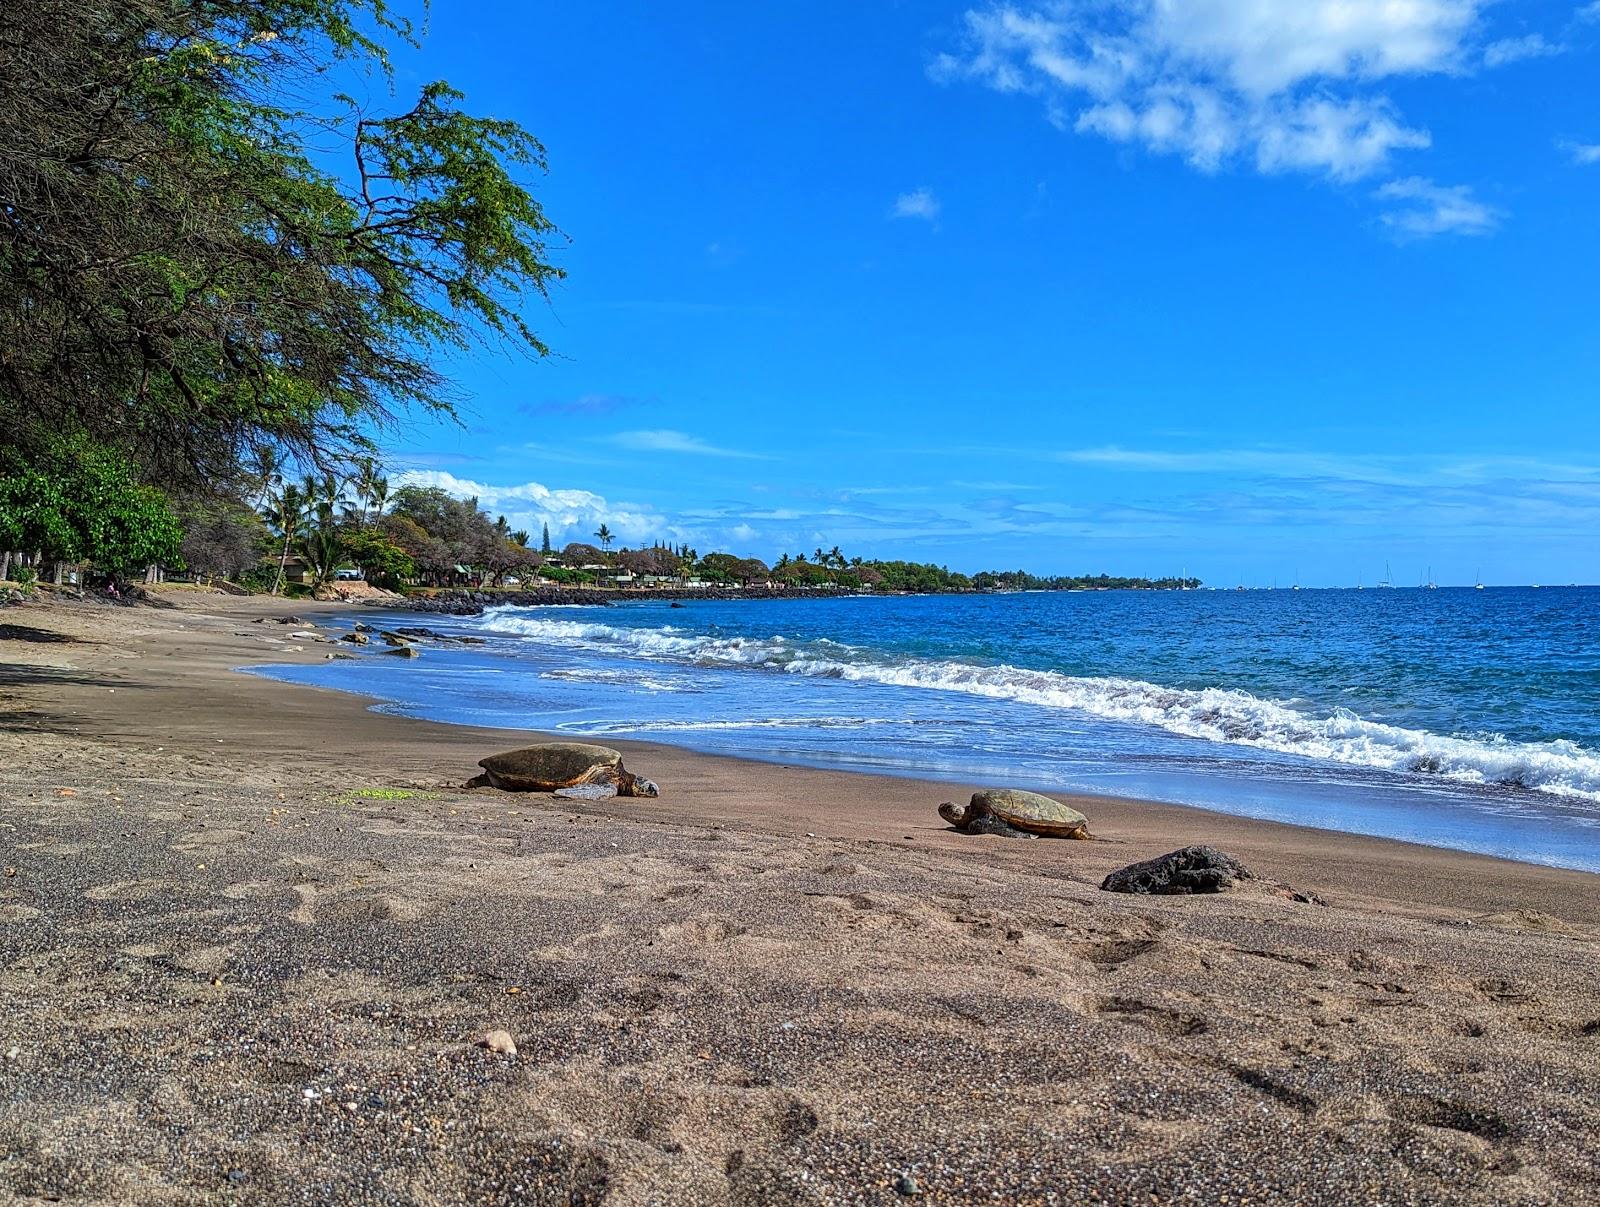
left=1100, top=845, right=1252, bottom=895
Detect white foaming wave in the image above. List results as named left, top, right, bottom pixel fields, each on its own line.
left=475, top=609, right=1600, bottom=802
left=563, top=716, right=903, bottom=734
left=539, top=667, right=698, bottom=693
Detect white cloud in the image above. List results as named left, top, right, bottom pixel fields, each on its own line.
left=391, top=470, right=671, bottom=545
left=1560, top=139, right=1600, bottom=165
left=1483, top=33, right=1560, bottom=66
left=1579, top=1, right=1600, bottom=22
left=611, top=429, right=769, bottom=459
left=934, top=1, right=1485, bottom=181
left=1373, top=176, right=1500, bottom=238
left=891, top=188, right=941, bottom=221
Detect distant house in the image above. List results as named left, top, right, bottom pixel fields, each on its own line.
left=276, top=556, right=314, bottom=585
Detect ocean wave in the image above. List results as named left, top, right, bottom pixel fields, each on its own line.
left=564, top=716, right=904, bottom=734
left=539, top=667, right=700, bottom=693
left=476, top=608, right=1600, bottom=802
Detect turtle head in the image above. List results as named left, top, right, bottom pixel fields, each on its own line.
left=937, top=801, right=969, bottom=829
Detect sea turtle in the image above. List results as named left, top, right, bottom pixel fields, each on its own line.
left=938, top=789, right=1090, bottom=840
left=465, top=742, right=659, bottom=799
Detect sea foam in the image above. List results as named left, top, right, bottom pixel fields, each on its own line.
left=477, top=609, right=1600, bottom=803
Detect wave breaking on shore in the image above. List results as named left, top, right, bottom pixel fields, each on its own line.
left=478, top=608, right=1600, bottom=805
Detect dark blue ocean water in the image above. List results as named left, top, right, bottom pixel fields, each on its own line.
left=250, top=587, right=1600, bottom=871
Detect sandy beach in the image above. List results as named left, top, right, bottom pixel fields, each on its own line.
left=2, top=591, right=1598, bottom=1205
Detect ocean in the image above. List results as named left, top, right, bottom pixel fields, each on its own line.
left=250, top=586, right=1600, bottom=872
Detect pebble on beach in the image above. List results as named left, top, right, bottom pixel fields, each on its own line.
left=477, top=1029, right=518, bottom=1056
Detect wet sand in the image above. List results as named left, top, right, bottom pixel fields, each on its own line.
left=2, top=592, right=1597, bottom=1205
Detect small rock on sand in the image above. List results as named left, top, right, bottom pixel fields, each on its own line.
left=478, top=1029, right=517, bottom=1056
left=1101, top=845, right=1251, bottom=895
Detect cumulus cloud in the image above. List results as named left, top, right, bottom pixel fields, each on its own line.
left=932, top=1, right=1491, bottom=181
left=891, top=188, right=941, bottom=221
left=391, top=470, right=672, bottom=545
left=612, top=429, right=770, bottom=459
left=1373, top=176, right=1500, bottom=239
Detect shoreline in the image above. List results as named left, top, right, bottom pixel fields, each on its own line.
left=9, top=588, right=1598, bottom=909
left=277, top=595, right=1600, bottom=878
left=4, top=590, right=1599, bottom=1202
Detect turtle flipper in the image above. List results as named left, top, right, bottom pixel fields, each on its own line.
left=966, top=814, right=1037, bottom=839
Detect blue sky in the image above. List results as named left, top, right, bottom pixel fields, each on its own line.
left=372, top=1, right=1599, bottom=586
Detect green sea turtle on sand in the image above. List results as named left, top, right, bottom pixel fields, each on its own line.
left=939, top=789, right=1090, bottom=840
left=466, top=742, right=659, bottom=799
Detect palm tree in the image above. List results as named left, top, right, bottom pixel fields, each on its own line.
left=829, top=545, right=844, bottom=569
left=511, top=530, right=530, bottom=548
left=814, top=547, right=825, bottom=565
left=300, top=497, right=343, bottom=587
left=263, top=481, right=306, bottom=596
left=595, top=523, right=613, bottom=551
left=248, top=445, right=282, bottom=513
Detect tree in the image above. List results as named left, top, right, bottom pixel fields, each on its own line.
left=0, top=0, right=565, bottom=485
left=511, top=530, right=530, bottom=548
left=180, top=499, right=267, bottom=584
left=541, top=522, right=552, bottom=554
left=0, top=436, right=182, bottom=585
left=595, top=523, right=613, bottom=551
left=343, top=529, right=415, bottom=587
left=262, top=482, right=306, bottom=596
left=350, top=457, right=389, bottom=528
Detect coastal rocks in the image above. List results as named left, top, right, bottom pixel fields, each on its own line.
left=939, top=789, right=1090, bottom=839
left=377, top=631, right=411, bottom=647
left=383, top=645, right=419, bottom=658
left=387, top=625, right=486, bottom=646
left=400, top=588, right=613, bottom=616
left=466, top=742, right=659, bottom=797
left=1100, top=846, right=1251, bottom=895
left=339, top=632, right=368, bottom=646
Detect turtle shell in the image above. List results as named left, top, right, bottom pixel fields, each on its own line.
left=476, top=742, right=624, bottom=792
left=972, top=789, right=1089, bottom=838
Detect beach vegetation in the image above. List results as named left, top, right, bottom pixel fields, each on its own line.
left=0, top=0, right=562, bottom=585
left=0, top=436, right=183, bottom=588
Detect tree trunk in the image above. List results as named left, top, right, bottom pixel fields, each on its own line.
left=1, top=550, right=10, bottom=580
left=53, top=561, right=64, bottom=586
left=272, top=533, right=291, bottom=595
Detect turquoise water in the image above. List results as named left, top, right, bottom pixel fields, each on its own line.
left=251, top=587, right=1600, bottom=871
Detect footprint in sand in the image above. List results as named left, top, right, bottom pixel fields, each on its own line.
left=1093, top=994, right=1207, bottom=1037
left=1075, top=936, right=1160, bottom=967
left=84, top=877, right=187, bottom=901
left=655, top=917, right=747, bottom=944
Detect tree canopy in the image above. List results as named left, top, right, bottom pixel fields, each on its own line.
left=0, top=0, right=563, bottom=487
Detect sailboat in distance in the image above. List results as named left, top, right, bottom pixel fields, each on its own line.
left=1378, top=561, right=1394, bottom=588
left=1475, top=568, right=1485, bottom=591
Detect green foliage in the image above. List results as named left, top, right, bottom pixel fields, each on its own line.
left=343, top=530, right=416, bottom=586
left=536, top=565, right=592, bottom=585
left=1, top=0, right=564, bottom=484
left=0, top=436, right=182, bottom=578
